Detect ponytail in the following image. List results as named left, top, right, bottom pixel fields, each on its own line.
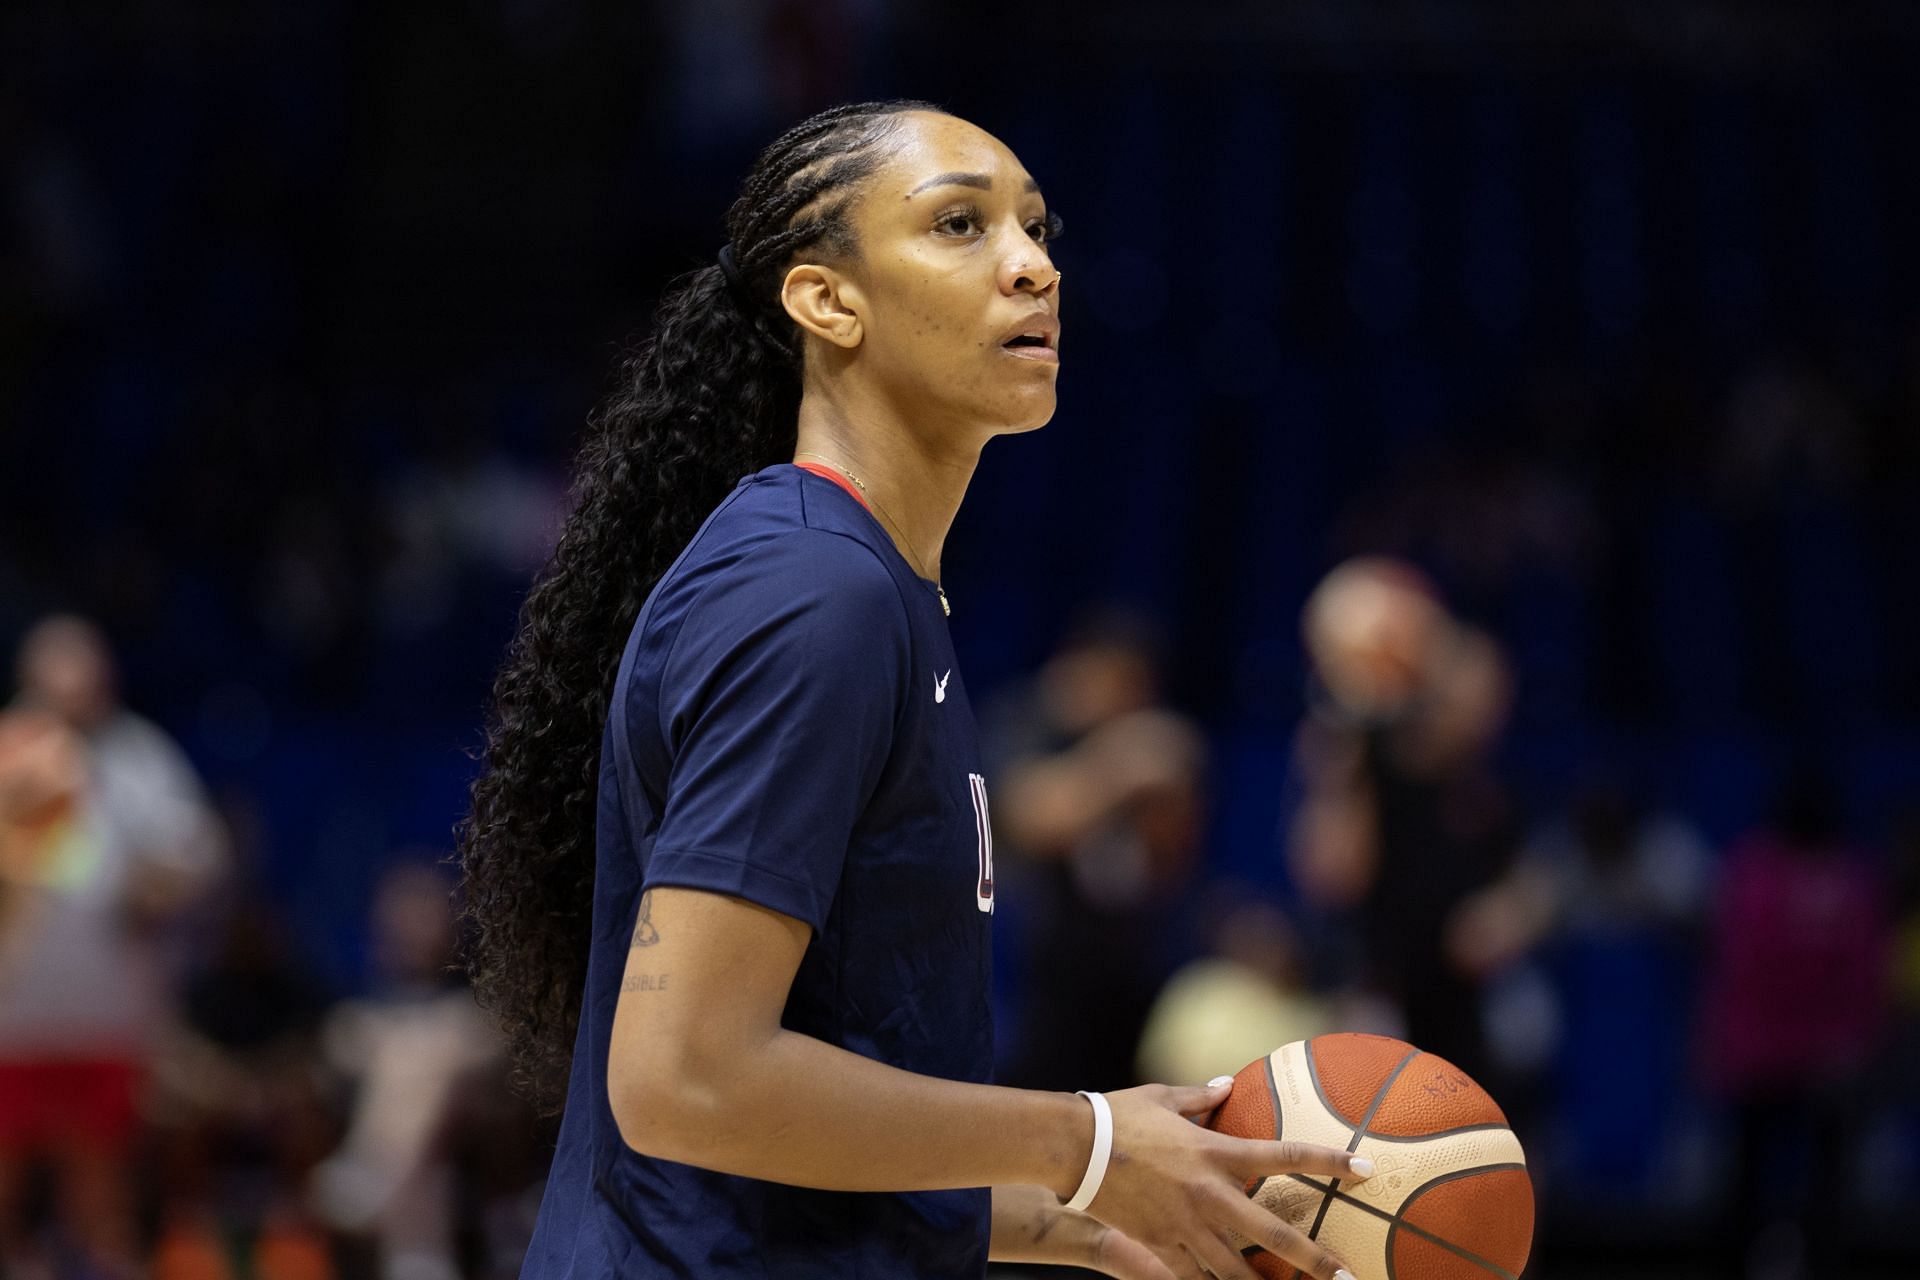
left=457, top=100, right=938, bottom=1110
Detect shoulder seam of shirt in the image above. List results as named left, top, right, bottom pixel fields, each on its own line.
left=651, top=525, right=916, bottom=743
left=625, top=477, right=762, bottom=666
left=666, top=478, right=759, bottom=580
left=611, top=479, right=757, bottom=790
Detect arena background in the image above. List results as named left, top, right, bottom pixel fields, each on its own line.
left=3, top=2, right=1918, bottom=1278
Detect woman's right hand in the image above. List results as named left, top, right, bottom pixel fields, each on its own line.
left=1079, top=1078, right=1368, bottom=1280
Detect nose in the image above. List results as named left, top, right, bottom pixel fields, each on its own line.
left=999, top=245, right=1061, bottom=297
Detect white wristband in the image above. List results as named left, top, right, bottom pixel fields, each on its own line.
left=1064, top=1090, right=1114, bottom=1212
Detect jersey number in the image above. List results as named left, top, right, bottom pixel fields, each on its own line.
left=967, top=772, right=994, bottom=914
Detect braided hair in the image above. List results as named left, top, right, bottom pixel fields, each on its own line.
left=458, top=100, right=941, bottom=1111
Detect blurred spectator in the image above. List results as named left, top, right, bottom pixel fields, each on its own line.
left=1520, top=781, right=1712, bottom=1190
left=1134, top=890, right=1331, bottom=1088
left=378, top=421, right=564, bottom=640
left=4, top=7, right=1920, bottom=1273
left=146, top=875, right=337, bottom=1280
left=311, top=862, right=503, bottom=1280
left=1528, top=782, right=1712, bottom=943
left=1287, top=558, right=1534, bottom=1083
left=0, top=615, right=226, bottom=1279
left=1700, top=768, right=1892, bottom=1280
left=989, top=612, right=1208, bottom=1092
left=1716, top=360, right=1867, bottom=509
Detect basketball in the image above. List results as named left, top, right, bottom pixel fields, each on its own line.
left=1208, top=1033, right=1534, bottom=1280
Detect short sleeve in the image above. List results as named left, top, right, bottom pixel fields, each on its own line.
left=641, top=531, right=910, bottom=932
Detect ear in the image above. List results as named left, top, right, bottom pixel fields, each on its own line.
left=779, top=263, right=865, bottom=350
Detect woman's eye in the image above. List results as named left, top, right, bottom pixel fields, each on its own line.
left=936, top=209, right=1062, bottom=242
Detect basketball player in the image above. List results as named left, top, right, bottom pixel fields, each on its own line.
left=459, top=102, right=1369, bottom=1280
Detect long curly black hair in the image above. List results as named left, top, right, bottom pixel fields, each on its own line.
left=458, top=100, right=941, bottom=1112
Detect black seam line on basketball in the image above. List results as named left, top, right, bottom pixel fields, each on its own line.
left=1265, top=1051, right=1285, bottom=1146
left=1385, top=1166, right=1526, bottom=1280
left=1238, top=1052, right=1287, bottom=1205
left=1287, top=1175, right=1520, bottom=1280
left=1245, top=1053, right=1294, bottom=1277
left=1349, top=1048, right=1422, bottom=1153
left=1300, top=1041, right=1342, bottom=1243
left=1301, top=1040, right=1343, bottom=1142
left=1394, top=1161, right=1532, bottom=1218
left=1286, top=1168, right=1526, bottom=1280
left=1287, top=1164, right=1528, bottom=1222
left=1351, top=1121, right=1515, bottom=1145
left=1306, top=1047, right=1422, bottom=1244
left=1298, top=1041, right=1352, bottom=1244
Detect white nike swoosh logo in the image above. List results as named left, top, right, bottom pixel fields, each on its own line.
left=935, top=670, right=951, bottom=703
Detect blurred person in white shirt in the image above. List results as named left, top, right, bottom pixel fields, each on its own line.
left=0, top=615, right=225, bottom=1279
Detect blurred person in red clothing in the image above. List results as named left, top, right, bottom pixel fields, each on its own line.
left=0, top=615, right=226, bottom=1279
left=1701, top=767, right=1891, bottom=1280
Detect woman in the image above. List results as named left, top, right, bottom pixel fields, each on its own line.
left=459, top=100, right=1367, bottom=1280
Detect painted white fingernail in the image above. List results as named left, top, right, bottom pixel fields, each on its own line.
left=1334, top=1271, right=1358, bottom=1280
left=1207, top=1075, right=1235, bottom=1089
left=1348, top=1157, right=1375, bottom=1180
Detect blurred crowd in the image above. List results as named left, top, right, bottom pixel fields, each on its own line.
left=0, top=619, right=543, bottom=1280
left=986, top=558, right=1916, bottom=1280
left=5, top=568, right=1916, bottom=1279
left=6, top=4, right=1920, bottom=1279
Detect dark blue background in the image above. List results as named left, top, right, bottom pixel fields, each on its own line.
left=4, top=4, right=1918, bottom=1273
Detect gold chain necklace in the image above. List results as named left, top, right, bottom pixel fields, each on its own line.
left=795, top=451, right=950, bottom=616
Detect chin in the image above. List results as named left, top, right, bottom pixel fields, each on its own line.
left=993, top=387, right=1058, bottom=436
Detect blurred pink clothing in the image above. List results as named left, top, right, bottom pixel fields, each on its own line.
left=1701, top=833, right=1890, bottom=1097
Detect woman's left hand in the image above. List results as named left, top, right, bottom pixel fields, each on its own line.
left=990, top=1184, right=1181, bottom=1279
left=1088, top=1221, right=1181, bottom=1279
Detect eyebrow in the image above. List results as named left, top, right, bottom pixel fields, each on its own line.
left=907, top=171, right=1044, bottom=197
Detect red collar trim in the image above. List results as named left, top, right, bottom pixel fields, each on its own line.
left=792, top=461, right=873, bottom=514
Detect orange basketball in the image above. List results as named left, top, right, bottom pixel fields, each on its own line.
left=1207, top=1033, right=1534, bottom=1280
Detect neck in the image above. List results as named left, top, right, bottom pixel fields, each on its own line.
left=792, top=389, right=980, bottom=583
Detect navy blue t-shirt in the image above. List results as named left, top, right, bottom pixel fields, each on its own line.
left=520, top=464, right=997, bottom=1280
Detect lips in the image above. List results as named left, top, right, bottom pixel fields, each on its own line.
left=1000, top=311, right=1060, bottom=354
